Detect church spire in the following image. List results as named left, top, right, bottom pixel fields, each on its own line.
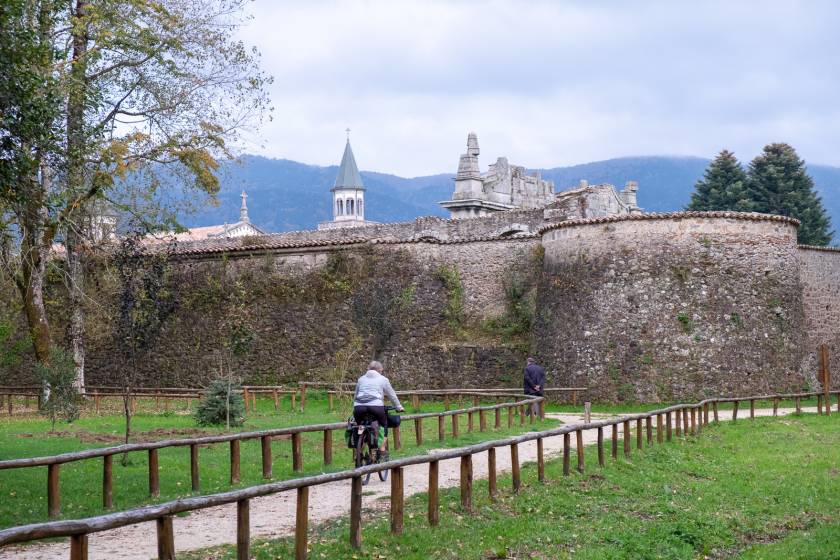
left=240, top=190, right=250, bottom=223
left=334, top=137, right=365, bottom=189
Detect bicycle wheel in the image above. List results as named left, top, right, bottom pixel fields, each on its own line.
left=355, top=431, right=372, bottom=486
left=377, top=439, right=389, bottom=481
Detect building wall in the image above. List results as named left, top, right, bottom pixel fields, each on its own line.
left=535, top=213, right=807, bottom=402
left=798, top=245, right=840, bottom=385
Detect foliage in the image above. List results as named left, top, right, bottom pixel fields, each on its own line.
left=746, top=143, right=833, bottom=245
left=113, top=230, right=177, bottom=452
left=677, top=312, right=694, bottom=333
left=194, top=379, right=245, bottom=427
left=686, top=149, right=752, bottom=211
left=35, top=348, right=81, bottom=431
left=436, top=264, right=464, bottom=331
left=0, top=0, right=270, bottom=367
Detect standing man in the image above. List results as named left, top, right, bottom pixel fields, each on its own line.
left=523, top=357, right=546, bottom=417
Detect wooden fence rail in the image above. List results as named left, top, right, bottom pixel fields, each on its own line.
left=0, top=390, right=835, bottom=559
left=0, top=391, right=544, bottom=520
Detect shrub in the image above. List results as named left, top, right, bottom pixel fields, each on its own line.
left=195, top=379, right=246, bottom=427
left=36, top=348, right=81, bottom=431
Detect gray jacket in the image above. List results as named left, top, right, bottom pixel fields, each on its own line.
left=353, top=370, right=402, bottom=409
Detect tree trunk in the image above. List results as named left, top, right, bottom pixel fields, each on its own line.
left=66, top=228, right=86, bottom=393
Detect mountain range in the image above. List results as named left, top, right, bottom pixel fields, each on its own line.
left=187, top=155, right=840, bottom=241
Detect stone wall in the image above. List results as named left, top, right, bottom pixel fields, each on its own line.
left=534, top=213, right=807, bottom=402
left=798, top=245, right=840, bottom=385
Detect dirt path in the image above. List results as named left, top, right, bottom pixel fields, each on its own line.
left=0, top=406, right=821, bottom=559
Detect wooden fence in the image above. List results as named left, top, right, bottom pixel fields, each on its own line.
left=0, top=390, right=836, bottom=560
left=0, top=391, right=544, bottom=520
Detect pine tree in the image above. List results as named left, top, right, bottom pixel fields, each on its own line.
left=687, top=150, right=752, bottom=211
left=747, top=143, right=833, bottom=245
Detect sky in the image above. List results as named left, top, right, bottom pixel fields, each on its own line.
left=236, top=0, right=840, bottom=177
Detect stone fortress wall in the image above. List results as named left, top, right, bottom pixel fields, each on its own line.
left=798, top=245, right=840, bottom=381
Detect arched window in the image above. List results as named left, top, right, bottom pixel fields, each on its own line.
left=336, top=199, right=343, bottom=216
left=347, top=198, right=354, bottom=215
left=357, top=199, right=363, bottom=217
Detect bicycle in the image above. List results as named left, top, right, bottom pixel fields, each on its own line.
left=351, top=405, right=398, bottom=486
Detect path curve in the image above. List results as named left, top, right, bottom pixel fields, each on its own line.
left=0, top=406, right=821, bottom=559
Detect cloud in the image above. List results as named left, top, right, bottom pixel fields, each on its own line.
left=236, top=0, right=840, bottom=176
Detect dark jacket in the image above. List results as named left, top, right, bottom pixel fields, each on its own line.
left=524, top=363, right=546, bottom=395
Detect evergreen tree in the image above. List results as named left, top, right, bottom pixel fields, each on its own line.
left=747, top=143, right=833, bottom=245
left=687, top=150, right=752, bottom=211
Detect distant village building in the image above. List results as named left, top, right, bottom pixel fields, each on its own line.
left=439, top=131, right=641, bottom=220
left=440, top=132, right=555, bottom=218
left=318, top=133, right=378, bottom=230
left=167, top=190, right=266, bottom=242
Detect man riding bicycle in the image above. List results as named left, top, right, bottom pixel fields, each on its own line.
left=353, top=360, right=404, bottom=460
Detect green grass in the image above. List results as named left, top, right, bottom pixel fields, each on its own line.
left=183, top=413, right=839, bottom=559
left=0, top=392, right=555, bottom=529
left=544, top=396, right=827, bottom=414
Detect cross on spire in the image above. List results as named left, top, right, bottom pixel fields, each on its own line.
left=346, top=127, right=351, bottom=142
left=240, top=190, right=249, bottom=223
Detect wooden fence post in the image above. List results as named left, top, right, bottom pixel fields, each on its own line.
left=156, top=516, right=175, bottom=560
left=70, top=534, right=88, bottom=560
left=636, top=419, right=643, bottom=449
left=190, top=444, right=200, bottom=491
left=537, top=437, right=545, bottom=482
left=540, top=399, right=546, bottom=421
left=415, top=418, right=423, bottom=446
left=576, top=429, right=585, bottom=473
left=817, top=395, right=823, bottom=415
left=657, top=414, right=664, bottom=444
left=295, top=488, right=309, bottom=559
left=350, top=476, right=362, bottom=549
left=262, top=435, right=272, bottom=479
left=520, top=406, right=525, bottom=426
left=412, top=394, right=420, bottom=410
left=272, top=390, right=279, bottom=411
left=230, top=440, right=241, bottom=484
left=479, top=409, right=486, bottom=432
left=488, top=448, right=497, bottom=500
left=328, top=393, right=334, bottom=412
left=703, top=403, right=709, bottom=425
left=299, top=385, right=306, bottom=413
left=237, top=498, right=250, bottom=560
left=507, top=406, right=513, bottom=428
left=713, top=401, right=719, bottom=422
left=675, top=409, right=682, bottom=437
left=243, top=388, right=250, bottom=412
left=773, top=397, right=779, bottom=416
left=732, top=401, right=739, bottom=422
left=323, top=430, right=333, bottom=466
left=460, top=455, right=473, bottom=511
left=666, top=412, right=673, bottom=441
left=690, top=407, right=697, bottom=435
left=623, top=420, right=631, bottom=458
left=646, top=416, right=653, bottom=444
left=495, top=407, right=501, bottom=429
left=149, top=449, right=160, bottom=497
left=468, top=411, right=474, bottom=432
left=393, top=425, right=401, bottom=450
left=749, top=399, right=755, bottom=420
left=597, top=427, right=605, bottom=467
left=428, top=461, right=439, bottom=526
left=511, top=443, right=521, bottom=492
left=611, top=424, right=618, bottom=458
left=682, top=407, right=689, bottom=435
left=47, top=463, right=60, bottom=518
left=292, top=433, right=303, bottom=472
left=563, top=433, right=571, bottom=475
left=103, top=455, right=113, bottom=509
left=452, top=413, right=460, bottom=438
left=437, top=415, right=445, bottom=441
left=795, top=396, right=801, bottom=414
left=390, top=467, right=404, bottom=535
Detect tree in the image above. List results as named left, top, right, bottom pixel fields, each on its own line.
left=114, top=231, right=177, bottom=454
left=687, top=150, right=752, bottom=212
left=746, top=143, right=833, bottom=245
left=0, top=0, right=270, bottom=383
left=36, top=348, right=81, bottom=432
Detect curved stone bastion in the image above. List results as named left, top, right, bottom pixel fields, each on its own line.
left=535, top=212, right=807, bottom=402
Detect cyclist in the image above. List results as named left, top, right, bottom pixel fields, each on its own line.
left=353, top=360, right=404, bottom=459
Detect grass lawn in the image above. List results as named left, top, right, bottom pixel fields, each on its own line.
left=183, top=413, right=839, bottom=560
left=0, top=392, right=555, bottom=529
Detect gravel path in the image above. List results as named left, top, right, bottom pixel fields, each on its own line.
left=0, top=406, right=822, bottom=559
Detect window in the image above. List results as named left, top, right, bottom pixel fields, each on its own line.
left=336, top=199, right=343, bottom=216
left=358, top=199, right=363, bottom=216
left=347, top=198, right=354, bottom=215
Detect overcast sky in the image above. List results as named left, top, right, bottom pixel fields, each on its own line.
left=236, top=0, right=840, bottom=177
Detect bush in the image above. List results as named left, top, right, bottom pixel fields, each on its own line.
left=195, top=379, right=246, bottom=427
left=36, top=348, right=81, bottom=431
